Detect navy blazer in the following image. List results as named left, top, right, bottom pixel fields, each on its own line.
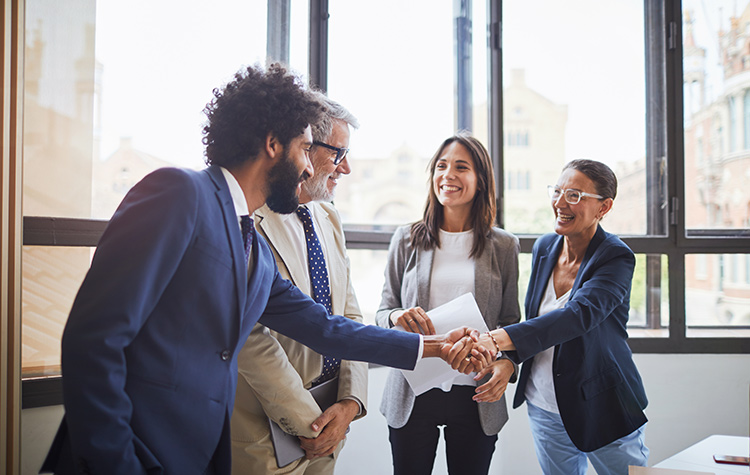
left=42, top=166, right=419, bottom=475
left=505, top=225, right=648, bottom=452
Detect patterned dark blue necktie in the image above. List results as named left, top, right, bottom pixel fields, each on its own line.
left=295, top=205, right=340, bottom=383
left=240, top=215, right=254, bottom=263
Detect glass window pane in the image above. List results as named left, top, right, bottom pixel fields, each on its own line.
left=683, top=0, right=750, bottom=232
left=328, top=0, right=491, bottom=226
left=22, top=247, right=93, bottom=378
left=24, top=0, right=98, bottom=219
left=25, top=0, right=309, bottom=220
left=686, top=254, right=750, bottom=337
left=628, top=254, right=669, bottom=337
left=347, top=249, right=389, bottom=325
left=502, top=0, right=647, bottom=235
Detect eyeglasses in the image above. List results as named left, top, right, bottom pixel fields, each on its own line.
left=547, top=185, right=604, bottom=205
left=313, top=141, right=349, bottom=165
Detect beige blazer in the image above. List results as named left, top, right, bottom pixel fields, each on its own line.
left=231, top=202, right=368, bottom=474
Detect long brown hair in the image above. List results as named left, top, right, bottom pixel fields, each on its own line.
left=410, top=132, right=496, bottom=258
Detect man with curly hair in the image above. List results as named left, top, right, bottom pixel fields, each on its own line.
left=41, top=64, right=482, bottom=475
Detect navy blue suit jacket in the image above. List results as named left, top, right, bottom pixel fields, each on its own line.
left=42, top=166, right=419, bottom=475
left=505, top=226, right=647, bottom=452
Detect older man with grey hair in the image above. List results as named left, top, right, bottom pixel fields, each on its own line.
left=230, top=92, right=365, bottom=475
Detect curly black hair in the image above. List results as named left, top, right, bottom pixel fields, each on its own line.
left=202, top=63, right=325, bottom=169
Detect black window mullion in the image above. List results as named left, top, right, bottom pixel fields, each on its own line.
left=489, top=0, right=504, bottom=228
left=308, top=0, right=329, bottom=91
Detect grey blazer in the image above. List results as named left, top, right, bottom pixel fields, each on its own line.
left=375, top=225, right=521, bottom=436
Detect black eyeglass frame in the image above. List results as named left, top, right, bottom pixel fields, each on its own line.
left=313, top=141, right=349, bottom=165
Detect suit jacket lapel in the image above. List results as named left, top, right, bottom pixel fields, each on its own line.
left=416, top=246, right=433, bottom=309
left=528, top=236, right=563, bottom=319
left=474, top=242, right=491, bottom=320
left=570, top=225, right=606, bottom=298
left=206, top=166, right=247, bottom=325
left=314, top=205, right=346, bottom=311
left=256, top=205, right=311, bottom=293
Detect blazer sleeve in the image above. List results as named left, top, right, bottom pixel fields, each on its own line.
left=259, top=271, right=420, bottom=370
left=375, top=226, right=410, bottom=328
left=60, top=168, right=198, bottom=474
left=236, top=324, right=323, bottom=438
left=505, top=239, right=635, bottom=363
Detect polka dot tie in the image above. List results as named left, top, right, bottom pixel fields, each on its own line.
left=295, top=205, right=340, bottom=383
left=240, top=215, right=254, bottom=263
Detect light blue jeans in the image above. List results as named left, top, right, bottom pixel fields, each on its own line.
left=526, top=401, right=649, bottom=475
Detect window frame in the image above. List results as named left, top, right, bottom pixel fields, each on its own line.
left=19, top=0, right=750, bottom=410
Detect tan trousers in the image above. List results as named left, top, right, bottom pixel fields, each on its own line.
left=231, top=433, right=345, bottom=475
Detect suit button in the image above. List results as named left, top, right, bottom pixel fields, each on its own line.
left=220, top=350, right=231, bottom=361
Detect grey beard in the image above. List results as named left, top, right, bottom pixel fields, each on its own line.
left=301, top=174, right=334, bottom=202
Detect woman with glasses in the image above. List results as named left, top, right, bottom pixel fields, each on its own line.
left=375, top=132, right=520, bottom=475
left=476, top=159, right=649, bottom=475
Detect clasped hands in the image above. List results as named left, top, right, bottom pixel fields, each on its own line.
left=394, top=306, right=515, bottom=403
left=437, top=326, right=496, bottom=374
left=391, top=307, right=498, bottom=374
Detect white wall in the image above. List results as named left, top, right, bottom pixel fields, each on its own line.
left=22, top=405, right=63, bottom=475
left=335, top=354, right=750, bottom=474
left=22, top=354, right=750, bottom=475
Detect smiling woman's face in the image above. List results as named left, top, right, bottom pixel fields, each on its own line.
left=432, top=141, right=478, bottom=215
left=551, top=168, right=608, bottom=241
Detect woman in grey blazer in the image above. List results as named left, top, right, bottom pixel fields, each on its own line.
left=375, top=132, right=521, bottom=475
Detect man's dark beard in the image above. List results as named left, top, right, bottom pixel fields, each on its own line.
left=265, top=149, right=309, bottom=214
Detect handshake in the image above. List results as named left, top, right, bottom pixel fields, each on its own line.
left=422, top=326, right=505, bottom=374
left=390, top=306, right=515, bottom=374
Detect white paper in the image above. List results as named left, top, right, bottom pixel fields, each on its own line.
left=398, top=292, right=489, bottom=396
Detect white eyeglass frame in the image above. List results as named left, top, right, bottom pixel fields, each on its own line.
left=547, top=185, right=604, bottom=204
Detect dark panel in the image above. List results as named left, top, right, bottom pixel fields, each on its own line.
left=22, top=377, right=63, bottom=409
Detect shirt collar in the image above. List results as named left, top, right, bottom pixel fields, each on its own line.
left=220, top=167, right=249, bottom=217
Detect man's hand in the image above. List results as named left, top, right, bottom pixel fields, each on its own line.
left=298, top=399, right=359, bottom=460
left=472, top=359, right=514, bottom=403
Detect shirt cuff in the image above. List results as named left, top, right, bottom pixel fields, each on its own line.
left=341, top=396, right=364, bottom=416
left=416, top=334, right=424, bottom=367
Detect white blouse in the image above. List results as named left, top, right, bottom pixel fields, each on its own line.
left=429, top=229, right=477, bottom=390
left=524, top=272, right=570, bottom=414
